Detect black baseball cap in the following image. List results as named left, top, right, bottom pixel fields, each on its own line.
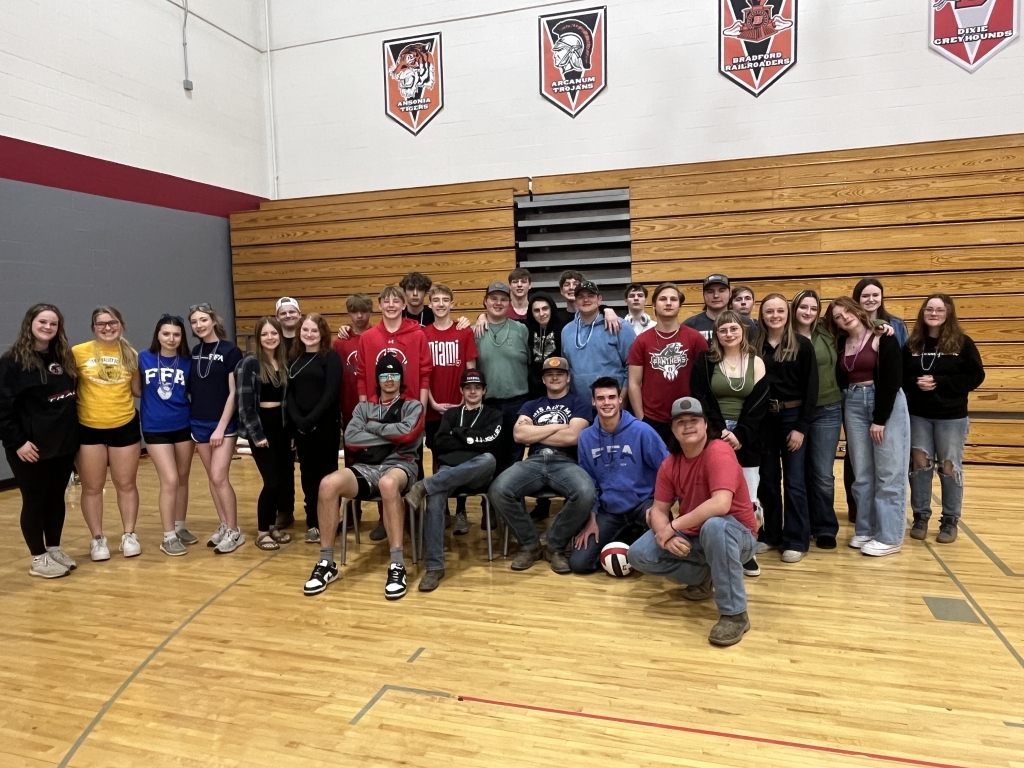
left=703, top=274, right=730, bottom=290
left=575, top=280, right=600, bottom=296
left=461, top=369, right=486, bottom=387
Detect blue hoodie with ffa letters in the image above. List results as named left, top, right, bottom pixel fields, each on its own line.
left=577, top=411, right=668, bottom=516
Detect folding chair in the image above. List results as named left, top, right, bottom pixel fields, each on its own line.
left=415, top=487, right=503, bottom=562
left=340, top=496, right=417, bottom=566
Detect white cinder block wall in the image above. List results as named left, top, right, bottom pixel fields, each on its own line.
left=0, top=0, right=271, bottom=196
left=266, top=0, right=1024, bottom=198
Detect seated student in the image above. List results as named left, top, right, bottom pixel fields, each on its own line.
left=404, top=369, right=501, bottom=592
left=561, top=280, right=635, bottom=401
left=303, top=354, right=423, bottom=601
left=627, top=397, right=759, bottom=647
left=489, top=357, right=596, bottom=573
left=571, top=377, right=668, bottom=574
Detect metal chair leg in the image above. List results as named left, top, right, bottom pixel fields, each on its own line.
left=483, top=497, right=494, bottom=562
left=341, top=498, right=349, bottom=566
left=407, top=502, right=418, bottom=564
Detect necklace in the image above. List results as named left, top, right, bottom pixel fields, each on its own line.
left=654, top=325, right=679, bottom=341
left=841, top=332, right=871, bottom=373
left=377, top=397, right=398, bottom=421
left=718, top=355, right=748, bottom=392
left=459, top=405, right=482, bottom=430
left=574, top=315, right=597, bottom=349
left=919, top=352, right=939, bottom=372
left=288, top=352, right=317, bottom=379
left=156, top=352, right=179, bottom=401
left=488, top=320, right=511, bottom=347
left=196, top=340, right=220, bottom=379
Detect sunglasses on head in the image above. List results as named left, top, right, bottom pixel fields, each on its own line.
left=189, top=303, right=212, bottom=314
left=160, top=313, right=186, bottom=325
left=378, top=373, right=401, bottom=382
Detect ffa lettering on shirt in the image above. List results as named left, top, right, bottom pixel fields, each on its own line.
left=429, top=339, right=462, bottom=367
left=589, top=443, right=635, bottom=460
left=144, top=367, right=187, bottom=386
left=194, top=352, right=227, bottom=363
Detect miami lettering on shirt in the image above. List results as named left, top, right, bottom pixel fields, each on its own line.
left=429, top=339, right=462, bottom=367
left=144, top=367, right=187, bottom=386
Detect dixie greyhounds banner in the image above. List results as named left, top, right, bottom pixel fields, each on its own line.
left=719, top=0, right=797, bottom=96
left=383, top=32, right=444, bottom=135
left=539, top=7, right=607, bottom=117
left=930, top=0, right=1019, bottom=72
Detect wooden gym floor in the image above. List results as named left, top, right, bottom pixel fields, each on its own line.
left=1, top=455, right=1022, bottom=768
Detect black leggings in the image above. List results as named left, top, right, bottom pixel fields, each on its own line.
left=7, top=450, right=76, bottom=556
left=294, top=416, right=340, bottom=528
left=249, top=407, right=295, bottom=532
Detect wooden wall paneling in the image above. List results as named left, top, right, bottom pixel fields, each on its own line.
left=232, top=230, right=515, bottom=263
left=971, top=391, right=1024, bottom=412
left=963, top=446, right=1024, bottom=464
left=232, top=250, right=516, bottom=283
left=257, top=178, right=529, bottom=210
left=966, top=419, right=1024, bottom=447
left=233, top=267, right=511, bottom=301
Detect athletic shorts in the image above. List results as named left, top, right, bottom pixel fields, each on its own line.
left=143, top=427, right=193, bottom=445
left=79, top=412, right=142, bottom=448
left=191, top=418, right=238, bottom=445
left=354, top=473, right=380, bottom=501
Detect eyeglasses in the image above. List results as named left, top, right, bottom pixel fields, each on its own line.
left=924, top=308, right=947, bottom=315
left=93, top=321, right=120, bottom=330
left=189, top=303, right=212, bottom=314
left=378, top=373, right=401, bottom=382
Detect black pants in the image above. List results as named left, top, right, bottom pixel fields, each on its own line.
left=643, top=416, right=672, bottom=448
left=843, top=452, right=857, bottom=521
left=6, top=450, right=76, bottom=556
left=294, top=417, right=340, bottom=528
left=484, top=394, right=529, bottom=475
left=250, top=407, right=294, bottom=531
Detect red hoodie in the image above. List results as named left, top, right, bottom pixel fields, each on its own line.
left=356, top=318, right=432, bottom=403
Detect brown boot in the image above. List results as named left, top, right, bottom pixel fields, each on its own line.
left=709, top=612, right=750, bottom=647
left=510, top=544, right=542, bottom=571
left=682, top=566, right=713, bottom=601
left=936, top=518, right=958, bottom=544
left=909, top=516, right=928, bottom=541
left=404, top=480, right=427, bottom=511
left=543, top=544, right=571, bottom=574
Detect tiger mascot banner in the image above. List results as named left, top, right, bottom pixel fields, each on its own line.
left=539, top=7, right=608, bottom=117
left=719, top=0, right=797, bottom=97
left=383, top=32, right=444, bottom=135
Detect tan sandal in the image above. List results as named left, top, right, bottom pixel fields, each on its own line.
left=270, top=527, right=292, bottom=544
left=255, top=532, right=280, bottom=551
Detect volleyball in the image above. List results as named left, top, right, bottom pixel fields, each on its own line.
left=600, top=542, right=632, bottom=577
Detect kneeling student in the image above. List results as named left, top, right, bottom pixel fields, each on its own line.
left=488, top=357, right=596, bottom=573
left=571, top=377, right=668, bottom=573
left=405, top=369, right=501, bottom=592
left=627, top=397, right=758, bottom=647
left=303, top=354, right=423, bottom=600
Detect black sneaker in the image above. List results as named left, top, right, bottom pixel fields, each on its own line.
left=742, top=558, right=761, bottom=577
left=385, top=562, right=407, bottom=600
left=815, top=535, right=837, bottom=550
left=910, top=517, right=928, bottom=541
left=936, top=518, right=958, bottom=544
left=369, top=522, right=387, bottom=541
left=303, top=559, right=338, bottom=596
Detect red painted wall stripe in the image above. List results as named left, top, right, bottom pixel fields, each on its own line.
left=0, top=135, right=263, bottom=218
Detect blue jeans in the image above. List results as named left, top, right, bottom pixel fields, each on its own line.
left=488, top=451, right=597, bottom=551
left=844, top=385, right=910, bottom=545
left=909, top=415, right=969, bottom=522
left=725, top=419, right=760, bottom=499
left=805, top=402, right=842, bottom=539
left=627, top=515, right=757, bottom=616
left=422, top=454, right=496, bottom=571
left=757, top=406, right=810, bottom=551
left=568, top=500, right=652, bottom=574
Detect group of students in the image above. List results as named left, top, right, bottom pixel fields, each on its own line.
left=0, top=268, right=985, bottom=646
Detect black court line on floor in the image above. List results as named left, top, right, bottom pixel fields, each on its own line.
left=57, top=552, right=281, bottom=767
left=407, top=647, right=425, bottom=663
left=931, top=492, right=1023, bottom=578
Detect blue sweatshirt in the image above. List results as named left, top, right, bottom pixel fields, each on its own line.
left=562, top=313, right=635, bottom=400
left=578, top=411, right=668, bottom=515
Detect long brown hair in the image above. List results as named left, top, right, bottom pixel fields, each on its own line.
left=791, top=289, right=823, bottom=335
left=908, top=293, right=965, bottom=355
left=825, top=296, right=878, bottom=341
left=707, top=310, right=755, bottom=363
left=289, top=313, right=333, bottom=362
left=188, top=305, right=228, bottom=341
left=91, top=306, right=139, bottom=378
left=753, top=293, right=800, bottom=362
left=254, top=317, right=287, bottom=386
left=3, top=304, right=78, bottom=378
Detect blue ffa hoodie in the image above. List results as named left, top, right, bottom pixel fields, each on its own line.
left=577, top=411, right=668, bottom=516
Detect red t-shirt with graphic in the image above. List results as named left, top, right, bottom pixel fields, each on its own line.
left=422, top=323, right=478, bottom=421
left=627, top=325, right=708, bottom=423
left=332, top=331, right=365, bottom=426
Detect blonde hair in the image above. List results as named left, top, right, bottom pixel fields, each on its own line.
left=188, top=305, right=228, bottom=341
left=707, top=310, right=755, bottom=364
left=91, top=306, right=139, bottom=379
left=753, top=293, right=799, bottom=363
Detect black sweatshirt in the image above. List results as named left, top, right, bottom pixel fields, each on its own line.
left=760, top=335, right=818, bottom=434
left=689, top=352, right=770, bottom=468
left=433, top=403, right=503, bottom=467
left=836, top=334, right=902, bottom=426
left=285, top=350, right=341, bottom=433
left=902, top=336, right=985, bottom=420
left=0, top=351, right=80, bottom=459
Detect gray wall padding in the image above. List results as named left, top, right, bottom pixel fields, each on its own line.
left=0, top=177, right=236, bottom=481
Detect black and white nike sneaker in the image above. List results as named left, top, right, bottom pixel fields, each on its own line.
left=303, top=559, right=338, bottom=596
left=384, top=562, right=407, bottom=601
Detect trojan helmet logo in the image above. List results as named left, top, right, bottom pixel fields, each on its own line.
left=539, top=7, right=607, bottom=117
left=383, top=32, right=444, bottom=135
left=719, top=0, right=797, bottom=97
left=930, top=0, right=1019, bottom=72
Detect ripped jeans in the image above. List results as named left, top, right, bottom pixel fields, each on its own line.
left=909, top=415, right=969, bottom=522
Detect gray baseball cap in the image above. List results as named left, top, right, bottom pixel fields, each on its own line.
left=486, top=280, right=511, bottom=296
left=670, top=397, right=706, bottom=420
left=542, top=356, right=570, bottom=372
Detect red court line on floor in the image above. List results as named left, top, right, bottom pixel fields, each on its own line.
left=457, top=696, right=975, bottom=768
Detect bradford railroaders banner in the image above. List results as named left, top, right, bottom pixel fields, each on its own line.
left=719, top=0, right=797, bottom=96
left=539, top=7, right=608, bottom=117
left=383, top=32, right=444, bottom=135
left=930, top=0, right=1019, bottom=72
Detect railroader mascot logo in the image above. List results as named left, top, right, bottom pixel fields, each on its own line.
left=719, top=0, right=797, bottom=96
left=929, top=0, right=1019, bottom=72
left=383, top=32, right=444, bottom=135
left=539, top=7, right=607, bottom=117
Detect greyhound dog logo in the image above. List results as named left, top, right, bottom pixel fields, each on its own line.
left=929, top=0, right=1018, bottom=72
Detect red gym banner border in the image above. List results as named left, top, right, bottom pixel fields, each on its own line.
left=719, top=0, right=797, bottom=97
left=539, top=6, right=608, bottom=118
left=929, top=0, right=1020, bottom=72
left=383, top=32, right=445, bottom=135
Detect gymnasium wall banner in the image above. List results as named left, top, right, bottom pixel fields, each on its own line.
left=539, top=7, right=607, bottom=117
left=383, top=32, right=444, bottom=135
left=929, top=0, right=1019, bottom=72
left=719, top=0, right=797, bottom=97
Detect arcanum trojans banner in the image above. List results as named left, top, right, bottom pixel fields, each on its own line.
left=539, top=7, right=607, bottom=117
left=383, top=32, right=444, bottom=135
left=719, top=0, right=797, bottom=96
left=930, top=0, right=1019, bottom=72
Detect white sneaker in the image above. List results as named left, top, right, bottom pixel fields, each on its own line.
left=207, top=522, right=228, bottom=548
left=120, top=532, right=142, bottom=557
left=861, top=539, right=901, bottom=557
left=46, top=546, right=77, bottom=570
left=90, top=536, right=110, bottom=561
left=848, top=535, right=871, bottom=549
left=781, top=549, right=806, bottom=563
left=30, top=553, right=70, bottom=579
left=214, top=528, right=244, bottom=554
